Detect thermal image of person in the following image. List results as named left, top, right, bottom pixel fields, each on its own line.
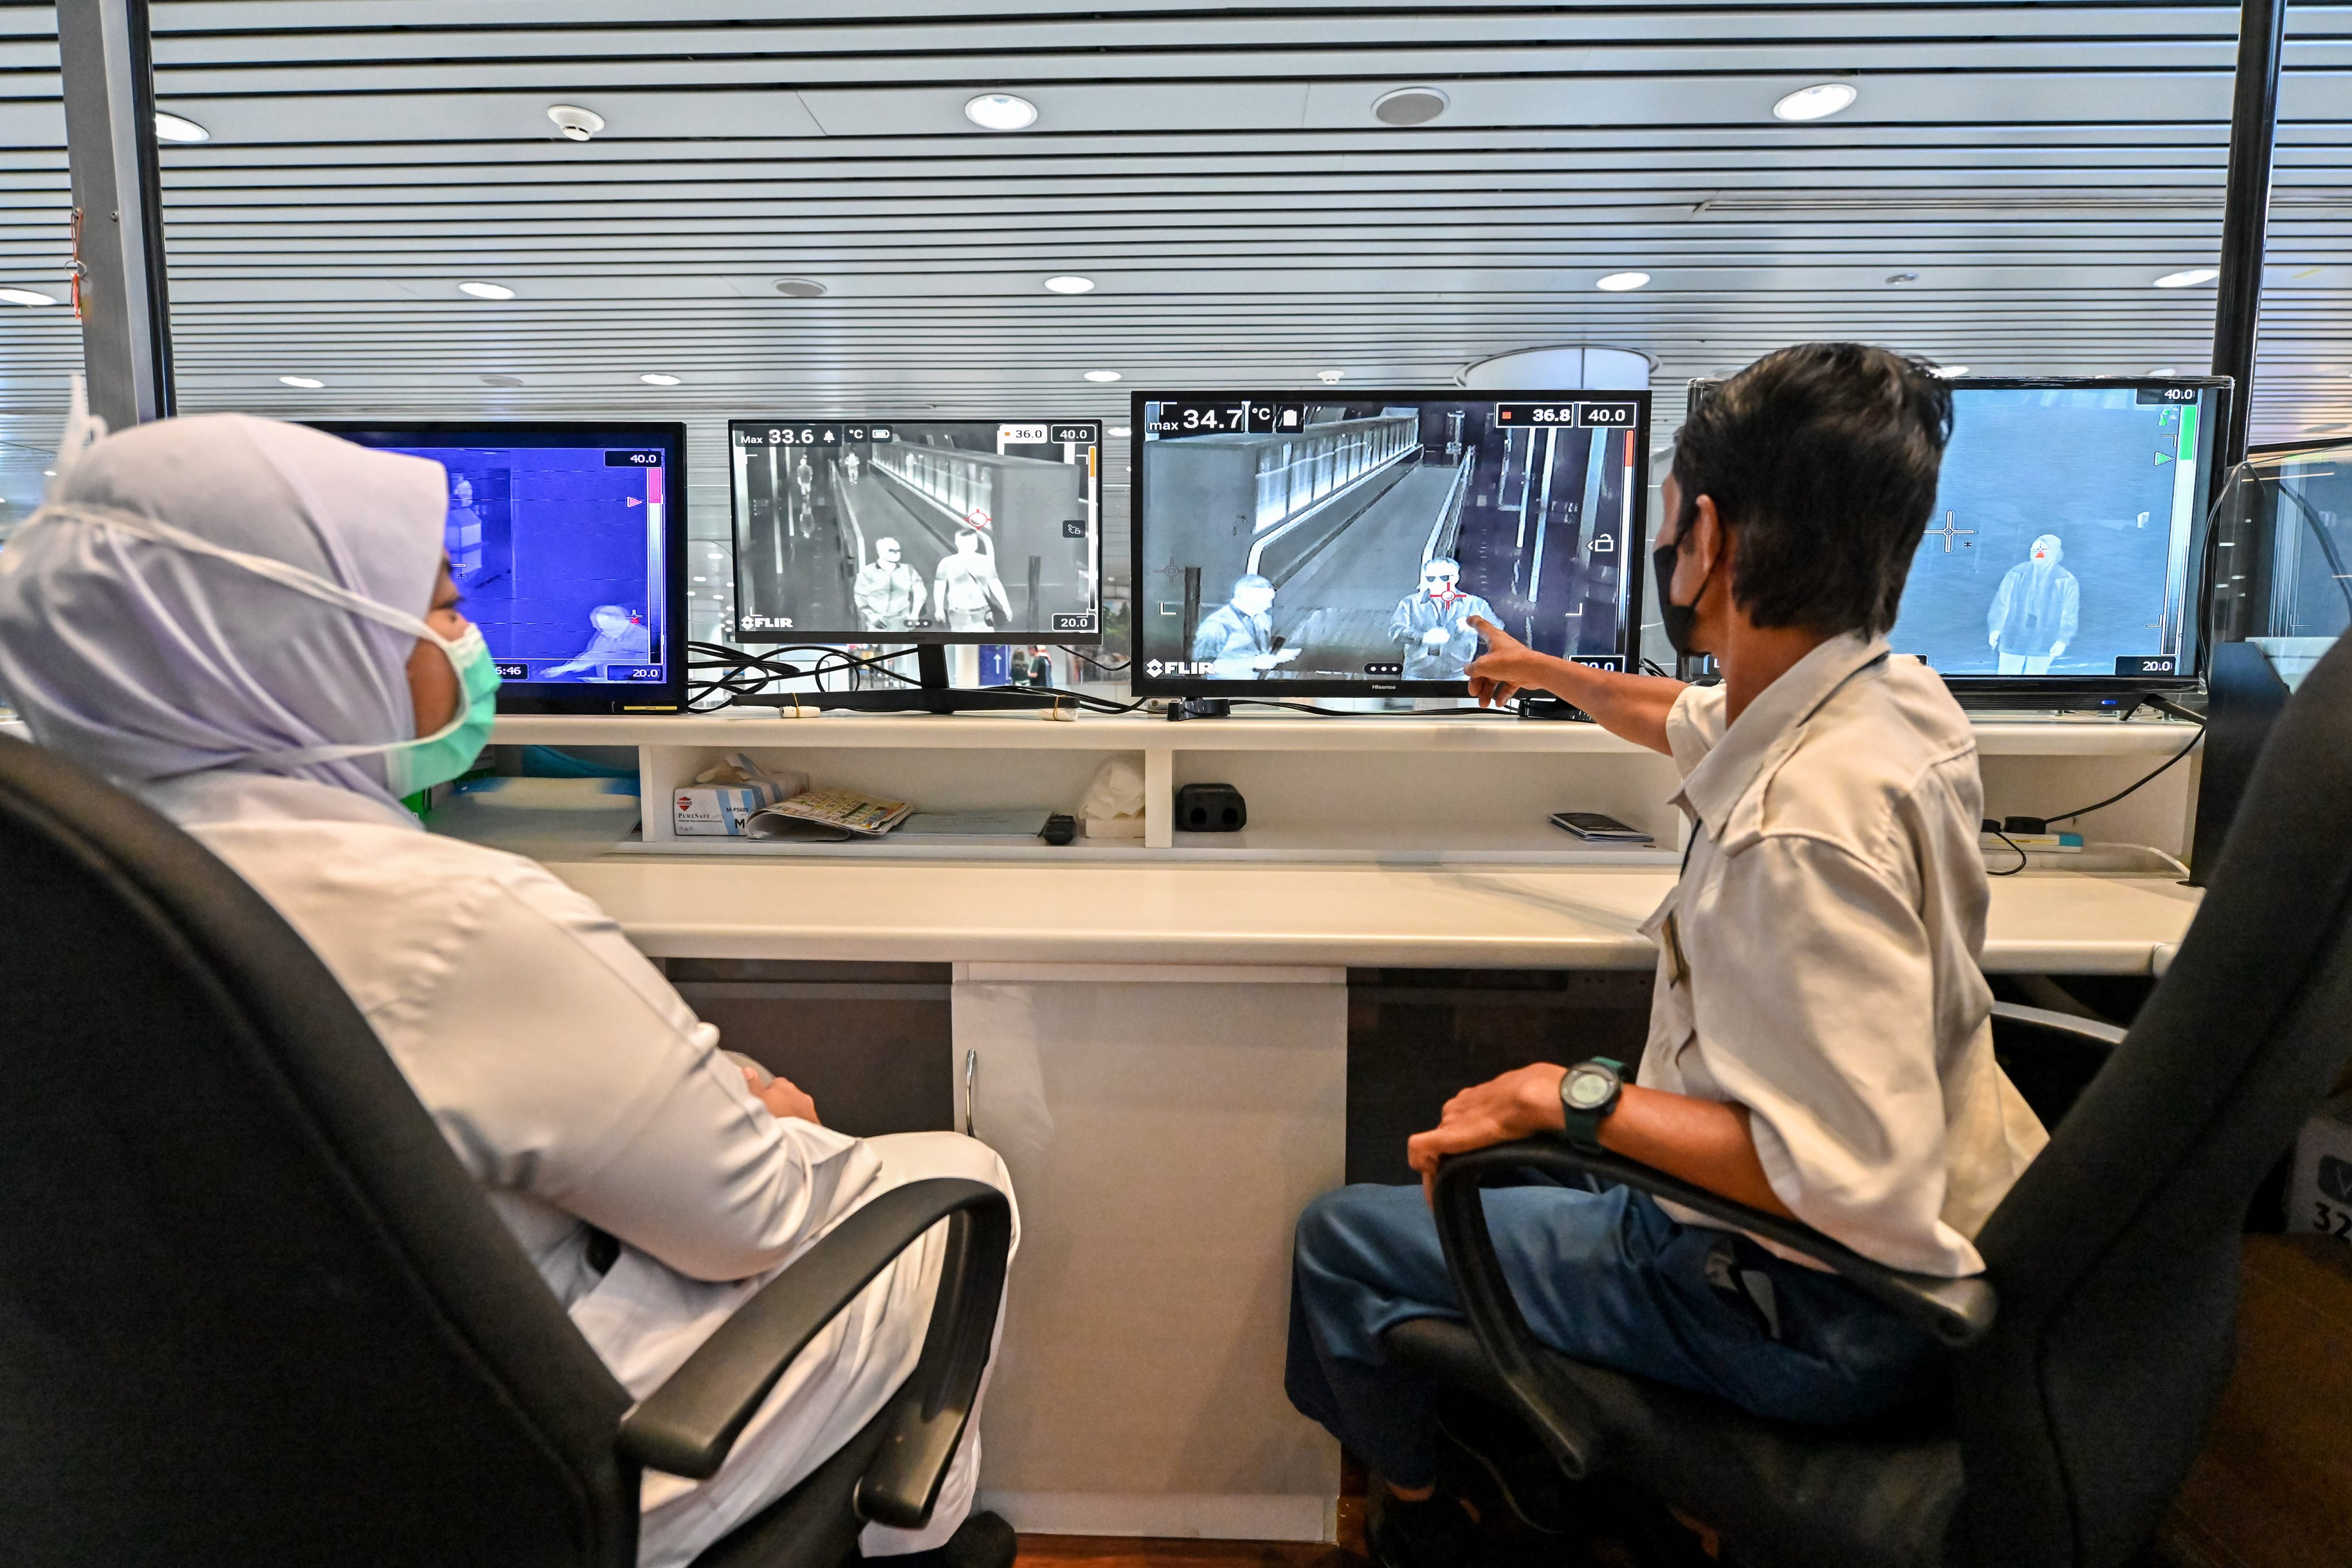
left=852, top=536, right=926, bottom=631
left=842, top=449, right=863, bottom=485
left=1190, top=573, right=1302, bottom=678
left=933, top=528, right=1013, bottom=632
left=1388, top=556, right=1497, bottom=680
left=544, top=603, right=652, bottom=679
left=446, top=475, right=484, bottom=582
left=1986, top=532, right=2080, bottom=675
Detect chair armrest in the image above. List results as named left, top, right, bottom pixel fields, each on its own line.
left=617, top=1177, right=1011, bottom=1531
left=1990, top=1000, right=2126, bottom=1054
left=1432, top=1140, right=1998, bottom=1352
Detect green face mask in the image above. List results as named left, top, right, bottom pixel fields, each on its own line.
left=385, top=623, right=502, bottom=797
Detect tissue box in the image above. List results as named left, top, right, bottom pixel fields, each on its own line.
left=673, top=783, right=785, bottom=837
left=1082, top=813, right=1145, bottom=841
left=2289, top=1091, right=2352, bottom=1246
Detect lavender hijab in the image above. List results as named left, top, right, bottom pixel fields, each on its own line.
left=0, top=414, right=449, bottom=810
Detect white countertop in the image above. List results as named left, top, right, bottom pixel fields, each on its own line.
left=494, top=709, right=2202, bottom=758
left=538, top=854, right=2202, bottom=974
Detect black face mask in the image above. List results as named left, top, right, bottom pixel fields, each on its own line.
left=1652, top=536, right=1716, bottom=659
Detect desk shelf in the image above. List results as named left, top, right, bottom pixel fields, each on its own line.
left=486, top=708, right=2206, bottom=864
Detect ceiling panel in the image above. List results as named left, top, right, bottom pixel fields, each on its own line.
left=1, top=0, right=2347, bottom=576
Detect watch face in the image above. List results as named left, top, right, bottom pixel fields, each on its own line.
left=1565, top=1067, right=1615, bottom=1110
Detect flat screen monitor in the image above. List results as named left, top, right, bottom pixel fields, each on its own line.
left=728, top=418, right=1103, bottom=644
left=1684, top=376, right=2229, bottom=697
left=307, top=421, right=688, bottom=714
left=1131, top=390, right=1650, bottom=696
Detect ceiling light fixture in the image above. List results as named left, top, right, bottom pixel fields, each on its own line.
left=1596, top=271, right=1651, bottom=292
left=277, top=375, right=325, bottom=389
left=1885, top=271, right=1920, bottom=284
left=1044, top=275, right=1095, bottom=295
left=0, top=287, right=59, bottom=307
left=1772, top=83, right=1859, bottom=122
left=1083, top=370, right=1122, bottom=383
left=1932, top=366, right=1971, bottom=377
left=2154, top=268, right=2220, bottom=288
left=1109, top=426, right=1131, bottom=437
left=547, top=105, right=605, bottom=142
left=458, top=281, right=516, bottom=300
left=639, top=373, right=682, bottom=387
left=1319, top=369, right=1346, bottom=384
left=964, top=94, right=1038, bottom=132
left=153, top=111, right=210, bottom=144
left=481, top=374, right=526, bottom=388
left=2145, top=365, right=2179, bottom=376
left=1372, top=86, right=1450, bottom=127
left=773, top=278, right=827, bottom=298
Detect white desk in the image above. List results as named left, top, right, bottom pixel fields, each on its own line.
left=543, top=855, right=2201, bottom=975
left=473, top=710, right=2205, bottom=1542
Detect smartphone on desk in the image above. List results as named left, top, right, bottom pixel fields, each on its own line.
left=1548, top=811, right=1654, bottom=844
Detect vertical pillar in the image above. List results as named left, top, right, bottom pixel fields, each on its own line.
left=2210, top=0, right=2287, bottom=470
left=56, top=0, right=175, bottom=430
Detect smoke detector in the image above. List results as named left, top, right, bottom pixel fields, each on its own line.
left=547, top=105, right=605, bottom=142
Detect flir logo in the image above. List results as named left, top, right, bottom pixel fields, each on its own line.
left=739, top=614, right=794, bottom=631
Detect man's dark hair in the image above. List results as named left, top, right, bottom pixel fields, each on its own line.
left=1670, top=342, right=1953, bottom=636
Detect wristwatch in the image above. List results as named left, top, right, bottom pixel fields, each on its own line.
left=1559, top=1057, right=1627, bottom=1150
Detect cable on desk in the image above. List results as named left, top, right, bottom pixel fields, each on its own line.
left=1986, top=829, right=2030, bottom=877
left=2044, top=718, right=2207, bottom=825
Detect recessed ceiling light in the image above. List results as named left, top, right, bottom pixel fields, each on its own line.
left=481, top=374, right=526, bottom=388
left=277, top=375, right=325, bottom=389
left=1773, top=83, right=1859, bottom=122
left=547, top=105, right=605, bottom=142
left=1109, top=426, right=1131, bottom=437
left=1932, top=366, right=1971, bottom=377
left=1596, top=271, right=1651, bottom=292
left=2145, top=365, right=2179, bottom=376
left=1083, top=370, right=1122, bottom=383
left=2155, top=268, right=2220, bottom=288
left=1044, top=276, right=1095, bottom=295
left=639, top=373, right=682, bottom=387
left=1885, top=271, right=1920, bottom=284
left=1319, top=369, right=1346, bottom=384
left=1373, top=87, right=1450, bottom=127
left=773, top=277, right=827, bottom=298
left=0, top=287, right=59, bottom=307
left=965, top=94, right=1038, bottom=132
left=458, top=281, right=516, bottom=300
left=153, top=111, right=210, bottom=144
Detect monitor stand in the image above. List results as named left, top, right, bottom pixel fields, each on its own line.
left=733, top=644, right=1063, bottom=715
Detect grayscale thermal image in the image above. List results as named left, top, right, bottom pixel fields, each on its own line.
left=730, top=420, right=1100, bottom=642
left=1136, top=396, right=1642, bottom=686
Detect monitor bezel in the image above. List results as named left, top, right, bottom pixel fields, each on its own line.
left=725, top=416, right=1106, bottom=647
left=1129, top=387, right=1652, bottom=698
left=1680, top=374, right=2233, bottom=697
left=306, top=419, right=690, bottom=715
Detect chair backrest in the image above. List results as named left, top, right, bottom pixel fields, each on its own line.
left=1955, top=636, right=2352, bottom=1568
left=0, top=735, right=636, bottom=1567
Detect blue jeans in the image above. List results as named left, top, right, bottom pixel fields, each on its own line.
left=1284, top=1181, right=1949, bottom=1488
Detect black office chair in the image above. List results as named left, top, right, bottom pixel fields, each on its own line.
left=0, top=731, right=1010, bottom=1568
left=1387, top=635, right=2352, bottom=1568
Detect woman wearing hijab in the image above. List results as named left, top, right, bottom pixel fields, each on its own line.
left=0, top=414, right=1018, bottom=1568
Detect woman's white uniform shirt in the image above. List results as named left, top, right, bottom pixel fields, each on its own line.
left=0, top=415, right=1013, bottom=1568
